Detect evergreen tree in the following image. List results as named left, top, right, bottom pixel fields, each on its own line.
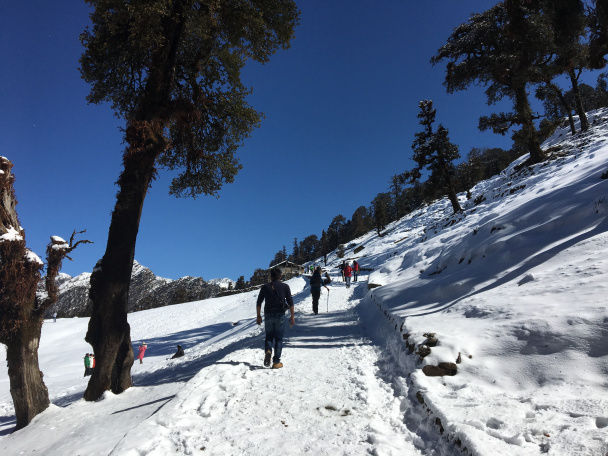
left=372, top=193, right=391, bottom=235
left=290, top=237, right=300, bottom=264
left=80, top=0, right=299, bottom=401
left=327, top=215, right=346, bottom=250
left=234, top=276, right=247, bottom=290
left=269, top=246, right=287, bottom=267
left=589, top=0, right=608, bottom=68
left=542, top=0, right=589, bottom=131
left=408, top=100, right=462, bottom=214
left=320, top=230, right=328, bottom=265
left=350, top=206, right=372, bottom=239
left=536, top=82, right=577, bottom=136
left=432, top=1, right=551, bottom=163
left=249, top=268, right=269, bottom=286
left=299, top=235, right=319, bottom=263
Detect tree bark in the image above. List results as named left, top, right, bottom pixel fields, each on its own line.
left=6, top=320, right=49, bottom=429
left=84, top=0, right=189, bottom=401
left=568, top=68, right=589, bottom=132
left=514, top=85, right=545, bottom=164
left=84, top=147, right=158, bottom=400
left=1, top=158, right=88, bottom=429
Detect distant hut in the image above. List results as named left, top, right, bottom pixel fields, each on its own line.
left=269, top=260, right=305, bottom=279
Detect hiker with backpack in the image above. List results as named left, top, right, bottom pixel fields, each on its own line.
left=344, top=262, right=353, bottom=288
left=309, top=266, right=329, bottom=315
left=353, top=260, right=360, bottom=282
left=83, top=353, right=92, bottom=377
left=256, top=268, right=295, bottom=369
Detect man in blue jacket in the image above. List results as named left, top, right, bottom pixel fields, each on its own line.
left=256, top=268, right=295, bottom=369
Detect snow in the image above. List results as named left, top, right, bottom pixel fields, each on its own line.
left=208, top=277, right=235, bottom=289
left=0, top=227, right=22, bottom=242
left=1, top=111, right=608, bottom=455
left=50, top=235, right=66, bottom=243
left=24, top=249, right=43, bottom=266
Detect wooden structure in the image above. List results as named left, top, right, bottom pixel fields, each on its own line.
left=269, top=260, right=305, bottom=277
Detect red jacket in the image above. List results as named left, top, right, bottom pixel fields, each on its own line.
left=344, top=265, right=353, bottom=277
left=354, top=262, right=360, bottom=271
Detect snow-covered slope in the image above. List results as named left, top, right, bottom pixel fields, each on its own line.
left=1, top=111, right=607, bottom=456
left=208, top=277, right=235, bottom=290
left=324, top=110, right=608, bottom=455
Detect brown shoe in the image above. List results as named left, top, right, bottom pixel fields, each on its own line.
left=271, top=362, right=283, bottom=369
left=264, top=350, right=272, bottom=367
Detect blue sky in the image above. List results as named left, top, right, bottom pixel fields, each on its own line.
left=0, top=1, right=602, bottom=281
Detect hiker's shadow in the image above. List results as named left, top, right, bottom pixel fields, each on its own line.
left=215, top=360, right=266, bottom=371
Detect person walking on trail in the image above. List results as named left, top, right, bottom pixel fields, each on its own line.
left=83, top=353, right=92, bottom=377
left=256, top=267, right=295, bottom=369
left=171, top=344, right=185, bottom=359
left=137, top=342, right=147, bottom=364
left=344, top=262, right=353, bottom=288
left=339, top=261, right=346, bottom=282
left=53, top=311, right=57, bottom=323
left=353, top=260, right=360, bottom=282
left=309, top=266, right=329, bottom=315
left=323, top=271, right=331, bottom=286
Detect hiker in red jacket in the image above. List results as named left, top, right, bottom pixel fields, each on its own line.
left=344, top=263, right=353, bottom=288
left=137, top=342, right=147, bottom=364
left=353, top=260, right=360, bottom=282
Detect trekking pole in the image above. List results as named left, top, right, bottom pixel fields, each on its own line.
left=326, top=289, right=330, bottom=313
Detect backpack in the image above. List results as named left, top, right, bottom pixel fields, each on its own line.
left=267, top=282, right=289, bottom=312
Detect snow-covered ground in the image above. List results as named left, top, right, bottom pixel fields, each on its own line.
left=1, top=111, right=608, bottom=455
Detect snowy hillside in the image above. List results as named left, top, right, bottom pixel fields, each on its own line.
left=1, top=111, right=607, bottom=455
left=43, top=260, right=221, bottom=318
left=208, top=277, right=236, bottom=290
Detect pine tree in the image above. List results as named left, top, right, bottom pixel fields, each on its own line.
left=542, top=0, right=589, bottom=131
left=234, top=276, right=246, bottom=290
left=327, top=215, right=346, bottom=250
left=589, top=0, right=608, bottom=68
left=432, top=1, right=551, bottom=163
left=372, top=193, right=391, bottom=235
left=408, top=100, right=462, bottom=214
left=80, top=0, right=299, bottom=401
left=350, top=206, right=372, bottom=239
left=320, top=230, right=328, bottom=265
left=536, top=82, right=577, bottom=136
left=291, top=238, right=300, bottom=264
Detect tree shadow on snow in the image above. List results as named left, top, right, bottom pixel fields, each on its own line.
left=0, top=415, right=16, bottom=436
left=377, top=174, right=608, bottom=319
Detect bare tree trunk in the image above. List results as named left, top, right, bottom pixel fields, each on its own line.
left=84, top=146, right=158, bottom=400
left=568, top=68, right=589, bottom=132
left=514, top=85, right=545, bottom=164
left=0, top=157, right=89, bottom=429
left=6, top=320, right=49, bottom=429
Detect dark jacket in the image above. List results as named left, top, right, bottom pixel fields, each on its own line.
left=257, top=280, right=294, bottom=314
left=171, top=345, right=185, bottom=359
left=309, top=271, right=323, bottom=290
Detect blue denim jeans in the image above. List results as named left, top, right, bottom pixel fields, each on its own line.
left=345, top=276, right=351, bottom=288
left=265, top=313, right=286, bottom=363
